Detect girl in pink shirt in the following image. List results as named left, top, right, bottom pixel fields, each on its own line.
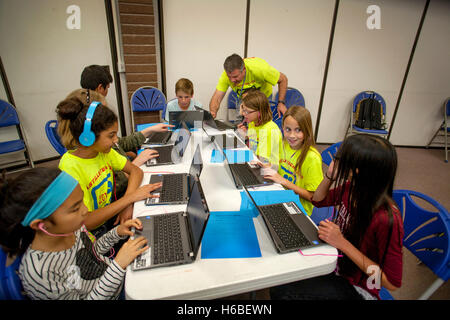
left=270, top=134, right=403, bottom=300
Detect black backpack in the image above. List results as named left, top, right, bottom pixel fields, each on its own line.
left=355, top=97, right=384, bottom=130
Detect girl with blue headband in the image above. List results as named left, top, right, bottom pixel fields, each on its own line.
left=0, top=168, right=149, bottom=299
left=56, top=96, right=162, bottom=237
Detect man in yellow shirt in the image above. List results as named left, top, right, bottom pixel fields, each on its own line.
left=209, top=54, right=288, bottom=119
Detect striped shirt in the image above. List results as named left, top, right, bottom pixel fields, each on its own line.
left=18, top=226, right=127, bottom=300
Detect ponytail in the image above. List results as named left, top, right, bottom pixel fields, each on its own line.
left=55, top=92, right=117, bottom=146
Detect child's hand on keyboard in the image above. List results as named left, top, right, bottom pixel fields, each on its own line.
left=129, top=182, right=162, bottom=203
left=114, top=236, right=149, bottom=269
left=132, top=149, right=159, bottom=167
left=262, top=170, right=284, bottom=184
left=117, top=218, right=143, bottom=237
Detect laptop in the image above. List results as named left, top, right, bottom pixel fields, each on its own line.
left=131, top=179, right=210, bottom=270
left=145, top=130, right=173, bottom=145
left=145, top=121, right=191, bottom=166
left=219, top=146, right=273, bottom=189
left=169, top=110, right=204, bottom=130
left=145, top=144, right=203, bottom=205
left=200, top=108, right=237, bottom=131
left=210, top=131, right=247, bottom=150
left=242, top=186, right=324, bottom=254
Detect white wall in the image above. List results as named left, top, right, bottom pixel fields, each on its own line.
left=0, top=0, right=119, bottom=162
left=317, top=0, right=425, bottom=143
left=247, top=0, right=335, bottom=132
left=389, top=0, right=450, bottom=146
left=1, top=0, right=448, bottom=162
left=162, top=0, right=247, bottom=121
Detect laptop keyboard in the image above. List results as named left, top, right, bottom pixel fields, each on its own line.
left=153, top=213, right=185, bottom=265
left=160, top=174, right=185, bottom=202
left=154, top=145, right=173, bottom=163
left=259, top=204, right=311, bottom=249
left=230, top=163, right=260, bottom=186
left=215, top=120, right=234, bottom=130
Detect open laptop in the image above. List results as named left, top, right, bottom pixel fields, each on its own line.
left=219, top=145, right=273, bottom=189
left=131, top=179, right=210, bottom=270
left=145, top=121, right=191, bottom=166
left=145, top=144, right=203, bottom=205
left=210, top=131, right=247, bottom=150
left=200, top=107, right=237, bottom=131
left=242, top=186, right=324, bottom=254
left=169, top=110, right=204, bottom=130
left=145, top=130, right=173, bottom=145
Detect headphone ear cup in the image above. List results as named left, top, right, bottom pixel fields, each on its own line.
left=79, top=130, right=96, bottom=147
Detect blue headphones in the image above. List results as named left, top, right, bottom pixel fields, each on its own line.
left=79, top=101, right=101, bottom=147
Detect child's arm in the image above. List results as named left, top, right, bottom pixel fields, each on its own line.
left=114, top=161, right=144, bottom=225
left=317, top=220, right=400, bottom=291
left=263, top=170, right=314, bottom=201
left=311, top=160, right=336, bottom=202
left=83, top=182, right=161, bottom=230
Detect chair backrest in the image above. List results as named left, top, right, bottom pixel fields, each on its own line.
left=227, top=90, right=239, bottom=110
left=45, top=120, right=67, bottom=156
left=321, top=141, right=342, bottom=166
left=392, top=190, right=450, bottom=281
left=161, top=98, right=178, bottom=122
left=275, top=87, right=305, bottom=109
left=0, top=99, right=20, bottom=128
left=131, top=86, right=166, bottom=112
left=352, top=91, right=386, bottom=115
left=0, top=248, right=25, bottom=300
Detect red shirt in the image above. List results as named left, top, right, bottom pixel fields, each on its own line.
left=312, top=183, right=404, bottom=299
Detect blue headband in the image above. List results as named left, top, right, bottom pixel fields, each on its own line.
left=21, top=171, right=79, bottom=227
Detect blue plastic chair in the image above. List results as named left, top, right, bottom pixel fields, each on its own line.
left=320, top=141, right=342, bottom=167
left=275, top=87, right=305, bottom=110
left=427, top=98, right=450, bottom=162
left=130, top=86, right=166, bottom=130
left=310, top=142, right=342, bottom=225
left=272, top=88, right=305, bottom=132
left=45, top=120, right=67, bottom=156
left=384, top=189, right=450, bottom=300
left=227, top=90, right=239, bottom=110
left=0, top=248, right=25, bottom=300
left=0, top=99, right=34, bottom=170
left=346, top=91, right=388, bottom=139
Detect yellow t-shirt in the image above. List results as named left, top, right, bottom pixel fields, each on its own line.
left=248, top=120, right=282, bottom=165
left=59, top=149, right=127, bottom=212
left=216, top=57, right=280, bottom=98
left=278, top=141, right=323, bottom=216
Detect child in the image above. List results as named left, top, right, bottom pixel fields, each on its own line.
left=237, top=90, right=282, bottom=166
left=80, top=64, right=112, bottom=97
left=57, top=89, right=173, bottom=198
left=56, top=96, right=162, bottom=235
left=0, top=168, right=151, bottom=300
left=164, top=78, right=203, bottom=121
left=270, top=134, right=404, bottom=300
left=262, top=106, right=323, bottom=216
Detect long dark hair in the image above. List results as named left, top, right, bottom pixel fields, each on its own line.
left=0, top=168, right=62, bottom=257
left=332, top=134, right=398, bottom=272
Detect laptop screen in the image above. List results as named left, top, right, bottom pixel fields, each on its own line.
left=189, top=144, right=203, bottom=189
left=186, top=180, right=209, bottom=254
left=171, top=122, right=191, bottom=162
left=169, top=110, right=204, bottom=130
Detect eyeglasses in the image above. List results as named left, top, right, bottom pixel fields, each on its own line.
left=241, top=108, right=258, bottom=115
